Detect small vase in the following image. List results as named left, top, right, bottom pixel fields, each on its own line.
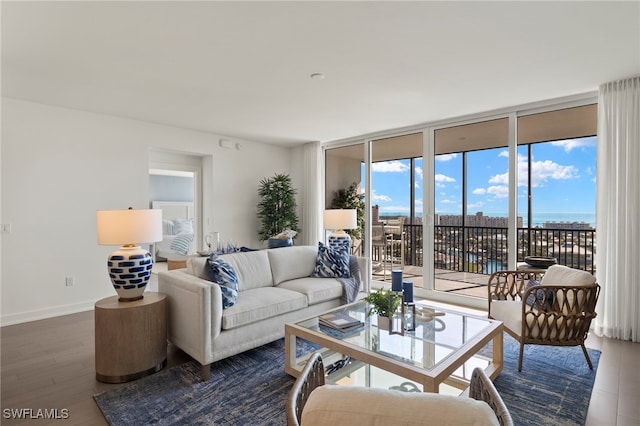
left=377, top=315, right=390, bottom=331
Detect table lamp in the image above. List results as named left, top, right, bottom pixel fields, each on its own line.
left=96, top=208, right=163, bottom=301
left=324, top=209, right=357, bottom=251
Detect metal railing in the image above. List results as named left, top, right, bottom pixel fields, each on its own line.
left=373, top=224, right=596, bottom=275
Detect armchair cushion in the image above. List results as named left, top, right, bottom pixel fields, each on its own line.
left=540, top=264, right=596, bottom=286
left=540, top=265, right=596, bottom=314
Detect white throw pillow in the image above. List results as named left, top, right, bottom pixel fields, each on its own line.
left=540, top=264, right=596, bottom=286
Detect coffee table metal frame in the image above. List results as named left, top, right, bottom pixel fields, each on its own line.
left=284, top=301, right=503, bottom=393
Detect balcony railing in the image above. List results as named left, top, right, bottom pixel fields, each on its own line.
left=373, top=224, right=596, bottom=275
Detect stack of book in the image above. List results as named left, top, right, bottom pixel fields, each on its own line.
left=319, top=312, right=364, bottom=332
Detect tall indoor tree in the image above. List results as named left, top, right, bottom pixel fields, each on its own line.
left=257, top=173, right=300, bottom=242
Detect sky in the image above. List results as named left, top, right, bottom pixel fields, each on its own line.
left=368, top=136, right=597, bottom=220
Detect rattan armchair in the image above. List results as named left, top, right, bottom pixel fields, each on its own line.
left=286, top=353, right=513, bottom=426
left=287, top=353, right=325, bottom=426
left=488, top=265, right=600, bottom=371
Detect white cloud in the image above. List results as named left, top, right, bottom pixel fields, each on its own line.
left=372, top=160, right=410, bottom=173
left=468, top=202, right=484, bottom=209
left=436, top=153, right=458, bottom=162
left=472, top=188, right=487, bottom=195
left=551, top=138, right=596, bottom=153
left=435, top=174, right=455, bottom=183
left=487, top=185, right=509, bottom=198
left=488, top=153, right=578, bottom=188
left=380, top=205, right=410, bottom=212
left=415, top=166, right=423, bottom=180
left=441, top=199, right=456, bottom=204
left=372, top=190, right=391, bottom=202
left=489, top=172, right=508, bottom=185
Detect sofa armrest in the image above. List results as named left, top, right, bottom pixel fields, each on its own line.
left=355, top=256, right=370, bottom=293
left=158, top=270, right=223, bottom=366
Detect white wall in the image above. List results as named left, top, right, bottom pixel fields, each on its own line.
left=0, top=98, right=294, bottom=325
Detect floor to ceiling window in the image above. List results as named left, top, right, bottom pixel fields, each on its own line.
left=431, top=104, right=597, bottom=303
left=323, top=99, right=597, bottom=309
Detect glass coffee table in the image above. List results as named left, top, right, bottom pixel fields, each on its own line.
left=284, top=300, right=503, bottom=393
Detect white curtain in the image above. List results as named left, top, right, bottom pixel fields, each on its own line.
left=300, top=141, right=324, bottom=246
left=594, top=76, right=640, bottom=342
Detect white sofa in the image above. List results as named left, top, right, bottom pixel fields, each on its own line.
left=158, top=245, right=369, bottom=380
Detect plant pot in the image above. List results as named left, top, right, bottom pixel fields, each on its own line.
left=268, top=237, right=292, bottom=249
left=377, top=315, right=390, bottom=331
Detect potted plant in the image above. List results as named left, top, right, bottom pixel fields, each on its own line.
left=256, top=173, right=300, bottom=245
left=363, top=288, right=401, bottom=330
left=330, top=182, right=365, bottom=241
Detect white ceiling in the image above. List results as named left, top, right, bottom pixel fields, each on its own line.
left=2, top=1, right=639, bottom=146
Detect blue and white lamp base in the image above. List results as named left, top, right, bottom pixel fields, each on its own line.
left=107, top=245, right=154, bottom=301
left=328, top=231, right=351, bottom=252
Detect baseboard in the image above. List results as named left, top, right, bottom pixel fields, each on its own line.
left=0, top=301, right=95, bottom=327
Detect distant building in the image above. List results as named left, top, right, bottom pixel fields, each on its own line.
left=543, top=221, right=593, bottom=230
left=436, top=212, right=522, bottom=228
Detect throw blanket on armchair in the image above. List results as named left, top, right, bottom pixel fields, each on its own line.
left=338, top=256, right=362, bottom=304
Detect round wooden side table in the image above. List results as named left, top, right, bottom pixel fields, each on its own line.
left=95, top=292, right=167, bottom=383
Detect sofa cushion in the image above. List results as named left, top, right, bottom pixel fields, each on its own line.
left=206, top=255, right=239, bottom=309
left=187, top=256, right=210, bottom=280
left=301, top=385, right=499, bottom=426
left=312, top=242, right=350, bottom=278
left=221, top=287, right=307, bottom=330
left=268, top=245, right=318, bottom=285
left=219, top=250, right=273, bottom=290
left=277, top=277, right=343, bottom=305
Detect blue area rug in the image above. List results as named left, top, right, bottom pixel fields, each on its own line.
left=492, top=335, right=600, bottom=425
left=94, top=335, right=600, bottom=425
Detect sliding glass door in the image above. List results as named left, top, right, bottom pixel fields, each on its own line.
left=323, top=100, right=597, bottom=309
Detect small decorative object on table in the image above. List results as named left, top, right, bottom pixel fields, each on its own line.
left=268, top=229, right=296, bottom=249
left=364, top=288, right=401, bottom=332
left=402, top=280, right=416, bottom=331
left=524, top=256, right=557, bottom=269
left=319, top=312, right=364, bottom=332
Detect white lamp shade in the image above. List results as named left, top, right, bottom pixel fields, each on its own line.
left=324, top=209, right=357, bottom=231
left=97, top=209, right=163, bottom=246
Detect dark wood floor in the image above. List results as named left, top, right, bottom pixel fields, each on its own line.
left=1, top=302, right=639, bottom=425
left=0, top=310, right=190, bottom=425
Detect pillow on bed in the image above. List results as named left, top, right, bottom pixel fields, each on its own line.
left=174, top=219, right=194, bottom=235
left=170, top=233, right=193, bottom=255
left=162, top=219, right=175, bottom=235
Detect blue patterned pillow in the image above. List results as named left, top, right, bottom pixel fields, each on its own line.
left=206, top=255, right=239, bottom=309
left=170, top=233, right=193, bottom=255
left=312, top=242, right=350, bottom=278
left=524, top=279, right=553, bottom=309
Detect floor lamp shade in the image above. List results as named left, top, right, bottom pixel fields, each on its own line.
left=324, top=209, right=357, bottom=251
left=97, top=209, right=163, bottom=301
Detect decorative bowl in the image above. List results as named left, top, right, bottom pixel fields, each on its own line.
left=524, top=256, right=557, bottom=268
left=268, top=237, right=293, bottom=249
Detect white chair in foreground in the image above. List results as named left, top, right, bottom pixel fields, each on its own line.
left=287, top=353, right=513, bottom=426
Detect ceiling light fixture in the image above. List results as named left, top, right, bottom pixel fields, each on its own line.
left=310, top=73, right=325, bottom=80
